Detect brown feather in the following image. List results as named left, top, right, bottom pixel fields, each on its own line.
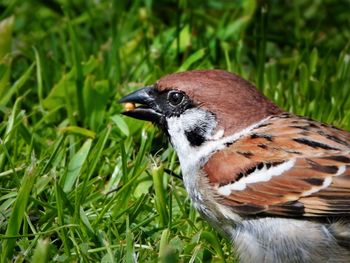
left=205, top=113, right=350, bottom=217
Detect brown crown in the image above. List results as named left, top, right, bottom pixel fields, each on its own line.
left=156, top=69, right=283, bottom=135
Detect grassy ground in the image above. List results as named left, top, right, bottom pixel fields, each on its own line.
left=0, top=0, right=349, bottom=262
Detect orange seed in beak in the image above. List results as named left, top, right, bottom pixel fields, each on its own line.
left=124, top=102, right=136, bottom=111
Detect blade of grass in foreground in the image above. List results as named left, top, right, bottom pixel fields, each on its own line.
left=31, top=238, right=50, bottom=263
left=0, top=16, right=14, bottom=96
left=0, top=63, right=35, bottom=106
left=1, top=162, right=36, bottom=263
left=158, top=228, right=178, bottom=263
left=151, top=165, right=168, bottom=227
left=62, top=138, right=92, bottom=193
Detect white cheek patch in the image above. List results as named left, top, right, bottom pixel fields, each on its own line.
left=166, top=108, right=217, bottom=157
left=176, top=109, right=216, bottom=133
left=218, top=159, right=296, bottom=196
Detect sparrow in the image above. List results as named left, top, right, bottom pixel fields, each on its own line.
left=120, top=69, right=350, bottom=263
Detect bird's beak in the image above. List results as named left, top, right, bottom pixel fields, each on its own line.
left=119, top=85, right=163, bottom=123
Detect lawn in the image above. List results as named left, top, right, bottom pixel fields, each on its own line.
left=0, top=0, right=349, bottom=262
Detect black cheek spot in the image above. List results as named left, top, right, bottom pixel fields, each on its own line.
left=185, top=127, right=206, bottom=147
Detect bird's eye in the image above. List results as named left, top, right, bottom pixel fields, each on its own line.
left=167, top=91, right=184, bottom=106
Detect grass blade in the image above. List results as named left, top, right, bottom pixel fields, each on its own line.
left=151, top=165, right=168, bottom=227
left=31, top=238, right=50, bottom=263
left=0, top=16, right=13, bottom=95
left=63, top=139, right=92, bottom=193
left=0, top=63, right=35, bottom=106
left=1, top=161, right=36, bottom=262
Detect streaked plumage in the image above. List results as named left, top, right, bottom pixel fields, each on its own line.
left=120, top=69, right=350, bottom=262
left=206, top=113, right=350, bottom=217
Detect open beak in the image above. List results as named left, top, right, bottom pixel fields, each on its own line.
left=119, top=86, right=163, bottom=123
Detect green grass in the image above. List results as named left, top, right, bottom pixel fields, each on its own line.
left=0, top=0, right=349, bottom=262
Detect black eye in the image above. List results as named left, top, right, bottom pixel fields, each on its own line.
left=167, top=91, right=184, bottom=106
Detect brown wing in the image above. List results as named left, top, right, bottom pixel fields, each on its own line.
left=205, top=114, right=350, bottom=217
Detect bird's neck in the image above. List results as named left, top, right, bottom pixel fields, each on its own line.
left=165, top=110, right=272, bottom=229
left=165, top=109, right=272, bottom=201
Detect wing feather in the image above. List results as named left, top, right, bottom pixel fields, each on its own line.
left=205, top=114, right=350, bottom=217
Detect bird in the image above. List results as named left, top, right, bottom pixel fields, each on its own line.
left=119, top=69, right=350, bottom=263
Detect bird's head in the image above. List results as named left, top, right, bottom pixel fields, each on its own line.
left=120, top=70, right=282, bottom=148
